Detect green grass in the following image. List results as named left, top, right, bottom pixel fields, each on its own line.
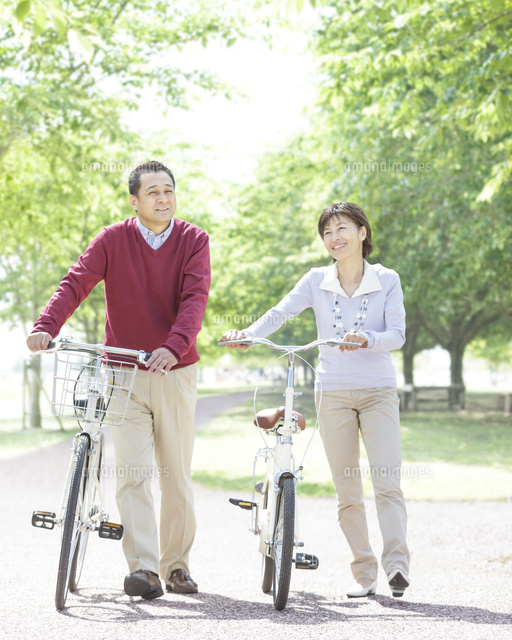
left=196, top=385, right=254, bottom=398
left=192, top=388, right=512, bottom=501
left=487, top=553, right=512, bottom=565
left=0, top=425, right=75, bottom=458
left=400, top=411, right=512, bottom=468
left=3, top=386, right=511, bottom=500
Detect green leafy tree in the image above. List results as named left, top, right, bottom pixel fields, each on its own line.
left=303, top=1, right=512, bottom=389
left=322, top=119, right=512, bottom=388
left=468, top=318, right=512, bottom=387
left=1, top=0, right=258, bottom=426
left=206, top=138, right=331, bottom=380
left=2, top=0, right=247, bottom=156
left=313, top=0, right=512, bottom=201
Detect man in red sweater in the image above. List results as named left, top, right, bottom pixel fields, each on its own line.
left=27, top=161, right=210, bottom=599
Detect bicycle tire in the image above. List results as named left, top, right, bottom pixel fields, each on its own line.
left=55, top=433, right=89, bottom=610
left=272, top=475, right=295, bottom=610
left=68, top=433, right=103, bottom=592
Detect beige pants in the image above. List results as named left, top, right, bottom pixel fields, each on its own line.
left=110, top=364, right=197, bottom=581
left=316, top=387, right=410, bottom=583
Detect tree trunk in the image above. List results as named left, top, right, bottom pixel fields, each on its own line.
left=402, top=347, right=415, bottom=386
left=299, top=363, right=307, bottom=387
left=399, top=346, right=415, bottom=411
left=302, top=353, right=316, bottom=387
left=27, top=357, right=43, bottom=429
left=401, top=318, right=421, bottom=386
left=449, top=340, right=465, bottom=386
left=448, top=334, right=466, bottom=409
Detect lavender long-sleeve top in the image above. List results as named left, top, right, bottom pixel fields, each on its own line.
left=244, top=261, right=406, bottom=391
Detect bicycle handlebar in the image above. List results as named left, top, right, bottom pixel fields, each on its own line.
left=34, top=337, right=151, bottom=363
left=217, top=337, right=362, bottom=352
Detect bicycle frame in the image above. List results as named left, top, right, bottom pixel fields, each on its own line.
left=252, top=350, right=303, bottom=554
left=31, top=337, right=148, bottom=609
left=49, top=340, right=145, bottom=530
left=220, top=336, right=360, bottom=609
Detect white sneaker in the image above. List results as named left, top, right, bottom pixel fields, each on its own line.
left=346, top=580, right=378, bottom=598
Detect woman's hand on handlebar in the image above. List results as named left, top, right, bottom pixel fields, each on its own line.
left=219, top=329, right=250, bottom=350
left=26, top=332, right=53, bottom=352
left=339, top=332, right=368, bottom=352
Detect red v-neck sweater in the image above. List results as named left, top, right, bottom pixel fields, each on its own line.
left=33, top=217, right=211, bottom=368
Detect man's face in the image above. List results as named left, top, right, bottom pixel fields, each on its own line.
left=129, top=171, right=176, bottom=233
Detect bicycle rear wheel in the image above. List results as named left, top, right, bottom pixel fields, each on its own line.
left=272, top=475, right=295, bottom=610
left=55, top=433, right=89, bottom=610
left=68, top=433, right=103, bottom=592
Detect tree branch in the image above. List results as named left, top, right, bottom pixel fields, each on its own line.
left=443, top=10, right=512, bottom=47
left=416, top=305, right=448, bottom=348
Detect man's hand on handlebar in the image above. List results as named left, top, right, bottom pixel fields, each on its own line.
left=219, top=330, right=250, bottom=350
left=26, top=332, right=53, bottom=352
left=339, top=332, right=368, bottom=352
left=145, top=347, right=178, bottom=376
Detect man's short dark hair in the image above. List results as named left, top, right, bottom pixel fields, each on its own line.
left=129, top=161, right=175, bottom=196
left=318, top=202, right=373, bottom=259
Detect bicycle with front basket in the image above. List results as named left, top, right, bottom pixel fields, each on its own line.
left=30, top=337, right=150, bottom=610
left=218, top=336, right=360, bottom=610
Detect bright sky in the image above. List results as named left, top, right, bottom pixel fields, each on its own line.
left=126, top=15, right=318, bottom=183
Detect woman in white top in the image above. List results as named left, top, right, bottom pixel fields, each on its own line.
left=221, top=202, right=410, bottom=599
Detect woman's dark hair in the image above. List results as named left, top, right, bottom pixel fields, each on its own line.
left=317, top=202, right=373, bottom=259
left=129, top=161, right=175, bottom=196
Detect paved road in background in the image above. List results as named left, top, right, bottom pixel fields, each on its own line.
left=1, top=393, right=511, bottom=639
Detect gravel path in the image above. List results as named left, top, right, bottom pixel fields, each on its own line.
left=1, top=393, right=511, bottom=639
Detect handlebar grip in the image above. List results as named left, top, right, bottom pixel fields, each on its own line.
left=143, top=352, right=152, bottom=362
left=47, top=341, right=56, bottom=350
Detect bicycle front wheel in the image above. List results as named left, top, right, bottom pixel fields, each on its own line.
left=55, top=433, right=89, bottom=610
left=68, top=433, right=103, bottom=592
left=272, top=475, right=295, bottom=610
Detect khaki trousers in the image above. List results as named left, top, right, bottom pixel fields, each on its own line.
left=110, top=364, right=197, bottom=581
left=316, top=388, right=410, bottom=582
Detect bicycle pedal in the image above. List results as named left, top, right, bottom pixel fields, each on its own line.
left=98, top=522, right=123, bottom=540
left=31, top=511, right=56, bottom=530
left=254, top=482, right=264, bottom=494
left=229, top=498, right=257, bottom=511
left=294, top=553, right=319, bottom=570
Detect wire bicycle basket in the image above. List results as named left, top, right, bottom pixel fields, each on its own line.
left=51, top=350, right=138, bottom=426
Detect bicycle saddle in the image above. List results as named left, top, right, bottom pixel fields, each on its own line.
left=254, top=406, right=306, bottom=431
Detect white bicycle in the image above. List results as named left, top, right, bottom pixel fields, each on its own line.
left=218, top=336, right=359, bottom=610
left=31, top=337, right=150, bottom=610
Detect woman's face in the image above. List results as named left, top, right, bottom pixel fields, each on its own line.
left=322, top=214, right=366, bottom=262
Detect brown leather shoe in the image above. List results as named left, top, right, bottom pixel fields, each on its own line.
left=166, top=568, right=198, bottom=594
left=124, top=569, right=164, bottom=600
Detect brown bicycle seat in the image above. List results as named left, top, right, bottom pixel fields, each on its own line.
left=253, top=406, right=306, bottom=431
